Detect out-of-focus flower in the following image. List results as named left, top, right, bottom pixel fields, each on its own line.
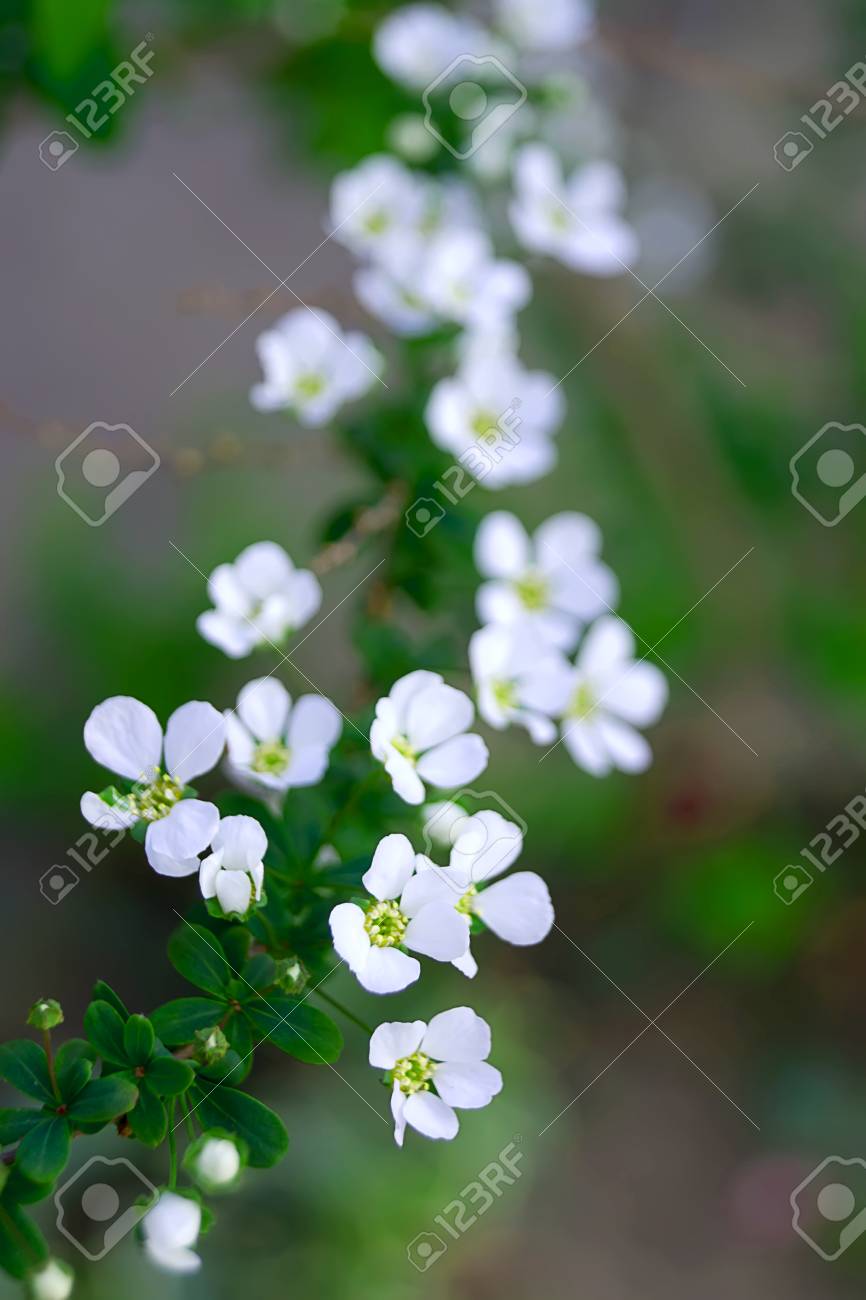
left=373, top=3, right=490, bottom=90
left=419, top=229, right=531, bottom=330
left=141, top=1192, right=201, bottom=1274
left=494, top=0, right=595, bottom=51
left=185, top=1134, right=244, bottom=1193
left=469, top=623, right=567, bottom=742
left=330, top=156, right=430, bottom=261
left=250, top=308, right=381, bottom=424
left=28, top=1260, right=74, bottom=1300
left=371, top=672, right=488, bottom=805
left=196, top=541, right=321, bottom=660
left=225, top=677, right=341, bottom=798
left=199, top=815, right=267, bottom=917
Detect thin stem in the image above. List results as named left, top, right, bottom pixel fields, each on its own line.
left=315, top=988, right=373, bottom=1036
left=183, top=1101, right=196, bottom=1143
left=43, top=1030, right=61, bottom=1103
left=168, top=1101, right=178, bottom=1189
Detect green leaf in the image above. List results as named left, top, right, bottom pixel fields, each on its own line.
left=14, top=1116, right=70, bottom=1183
left=219, top=925, right=252, bottom=970
left=196, top=1048, right=252, bottom=1087
left=168, top=924, right=231, bottom=996
left=3, top=1167, right=53, bottom=1205
left=84, top=1001, right=128, bottom=1065
left=245, top=997, right=343, bottom=1065
left=193, top=1085, right=288, bottom=1168
left=243, top=953, right=276, bottom=991
left=0, top=1110, right=44, bottom=1145
left=54, top=1040, right=96, bottom=1099
left=128, top=1083, right=167, bottom=1147
left=146, top=1057, right=194, bottom=1097
left=91, top=979, right=129, bottom=1019
left=67, top=1075, right=138, bottom=1124
left=150, top=997, right=226, bottom=1046
left=123, top=1015, right=155, bottom=1067
left=0, top=1199, right=48, bottom=1279
left=224, top=1013, right=253, bottom=1059
left=0, top=1042, right=54, bottom=1104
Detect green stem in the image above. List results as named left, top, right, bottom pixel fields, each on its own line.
left=182, top=1097, right=196, bottom=1143
left=168, top=1101, right=178, bottom=1189
left=315, top=988, right=373, bottom=1036
left=42, top=1030, right=61, bottom=1103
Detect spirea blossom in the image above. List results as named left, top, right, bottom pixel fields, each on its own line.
left=250, top=308, right=382, bottom=425
left=225, top=677, right=341, bottom=799
left=196, top=541, right=321, bottom=659
left=141, top=1192, right=201, bottom=1274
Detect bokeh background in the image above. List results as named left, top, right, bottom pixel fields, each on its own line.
left=3, top=0, right=866, bottom=1295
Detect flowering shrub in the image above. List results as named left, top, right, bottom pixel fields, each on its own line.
left=1, top=1, right=668, bottom=1292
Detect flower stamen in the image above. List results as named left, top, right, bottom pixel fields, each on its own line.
left=364, top=899, right=408, bottom=947
left=391, top=1051, right=435, bottom=1095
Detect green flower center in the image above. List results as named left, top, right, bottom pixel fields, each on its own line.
left=118, top=770, right=183, bottom=822
left=251, top=739, right=291, bottom=775
left=471, top=409, right=500, bottom=438
left=363, top=210, right=390, bottom=235
left=456, top=884, right=478, bottom=916
left=568, top=682, right=596, bottom=720
left=364, top=899, right=408, bottom=948
left=491, top=679, right=518, bottom=712
left=514, top=571, right=550, bottom=612
left=296, top=372, right=326, bottom=399
left=548, top=201, right=572, bottom=232
left=391, top=734, right=417, bottom=763
left=391, top=1051, right=435, bottom=1095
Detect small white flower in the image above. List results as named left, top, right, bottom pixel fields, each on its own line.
left=196, top=541, right=322, bottom=660
left=469, top=623, right=568, bottom=742
left=370, top=671, right=489, bottom=805
left=28, top=1260, right=74, bottom=1300
left=81, top=696, right=224, bottom=878
left=510, top=143, right=638, bottom=275
left=408, top=810, right=554, bottom=976
left=369, top=1007, right=502, bottom=1146
left=141, top=1192, right=202, bottom=1275
left=425, top=350, right=564, bottom=488
left=373, top=4, right=489, bottom=90
left=250, top=308, right=381, bottom=425
left=474, top=510, right=618, bottom=649
left=353, top=235, right=439, bottom=337
left=494, top=0, right=595, bottom=51
left=419, top=229, right=531, bottom=330
left=329, top=833, right=469, bottom=993
left=225, top=677, right=341, bottom=798
left=200, top=815, right=267, bottom=917
left=549, top=616, right=668, bottom=774
left=189, top=1136, right=242, bottom=1191
left=330, top=155, right=430, bottom=262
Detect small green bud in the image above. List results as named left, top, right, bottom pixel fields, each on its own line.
left=193, top=1026, right=229, bottom=1067
left=27, top=999, right=64, bottom=1031
left=274, top=956, right=309, bottom=996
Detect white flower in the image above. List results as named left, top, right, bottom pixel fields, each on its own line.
left=329, top=833, right=469, bottom=993
left=419, top=229, right=531, bottom=330
left=370, top=671, right=489, bottom=805
left=200, top=815, right=267, bottom=917
left=28, top=1260, right=74, bottom=1300
left=141, top=1192, right=201, bottom=1274
left=189, top=1136, right=242, bottom=1191
left=225, top=677, right=341, bottom=797
left=469, top=623, right=568, bottom=742
left=425, top=349, right=564, bottom=488
left=353, top=236, right=439, bottom=337
left=510, top=143, right=638, bottom=275
left=196, top=541, right=322, bottom=660
left=408, top=811, right=554, bottom=976
left=494, top=0, right=594, bottom=51
left=250, top=308, right=381, bottom=425
left=369, top=1007, right=502, bottom=1146
left=330, top=155, right=430, bottom=262
left=373, top=4, right=489, bottom=90
left=81, top=696, right=224, bottom=878
left=548, top=616, right=668, bottom=774
left=474, top=510, right=618, bottom=649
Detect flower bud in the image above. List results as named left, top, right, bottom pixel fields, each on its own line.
left=274, top=956, right=309, bottom=996
left=28, top=1259, right=74, bottom=1300
left=27, top=999, right=64, bottom=1031
left=192, top=1026, right=229, bottom=1067
left=185, top=1134, right=242, bottom=1192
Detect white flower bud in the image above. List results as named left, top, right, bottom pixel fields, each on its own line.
left=29, top=1260, right=74, bottom=1300
left=195, top=1138, right=241, bottom=1188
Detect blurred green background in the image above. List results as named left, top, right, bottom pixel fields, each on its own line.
left=3, top=0, right=866, bottom=1295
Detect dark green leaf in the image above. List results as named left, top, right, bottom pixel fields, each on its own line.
left=0, top=1199, right=48, bottom=1278
left=245, top=997, right=343, bottom=1065
left=128, top=1083, right=166, bottom=1147
left=196, top=1048, right=252, bottom=1086
left=193, top=1085, right=288, bottom=1168
left=243, top=953, right=276, bottom=991
left=219, top=925, right=252, bottom=970
left=91, top=979, right=128, bottom=1018
left=15, top=1116, right=70, bottom=1183
left=67, top=1075, right=138, bottom=1124
left=123, top=1015, right=154, bottom=1067
left=83, top=1001, right=127, bottom=1065
left=146, top=1057, right=194, bottom=1097
left=0, top=1110, right=44, bottom=1145
left=0, top=1042, right=53, bottom=1104
left=168, top=924, right=231, bottom=996
left=55, top=1040, right=96, bottom=1099
left=3, top=1167, right=52, bottom=1205
left=224, top=1013, right=253, bottom=1059
left=150, top=998, right=225, bottom=1046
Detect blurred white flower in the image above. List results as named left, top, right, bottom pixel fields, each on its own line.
left=510, top=143, right=638, bottom=274
left=353, top=236, right=439, bottom=337
left=199, top=814, right=267, bottom=917
left=371, top=671, right=488, bottom=805
left=329, top=833, right=469, bottom=993
left=330, top=155, right=430, bottom=261
left=419, top=228, right=531, bottom=330
left=250, top=308, right=381, bottom=425
left=196, top=541, right=322, bottom=660
left=387, top=112, right=441, bottom=163
left=474, top=510, right=618, bottom=648
left=225, top=677, right=341, bottom=798
left=81, top=696, right=224, bottom=878
left=28, top=1260, right=74, bottom=1300
left=188, top=1136, right=242, bottom=1192
left=469, top=623, right=567, bottom=742
left=494, top=0, right=594, bottom=51
left=373, top=3, right=489, bottom=90
left=141, top=1192, right=201, bottom=1274
left=369, top=1007, right=502, bottom=1145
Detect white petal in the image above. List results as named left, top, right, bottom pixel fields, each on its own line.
left=405, top=683, right=474, bottom=752
left=357, top=947, right=420, bottom=994
left=404, top=1091, right=459, bottom=1141
left=144, top=800, right=219, bottom=872
left=368, top=1020, right=426, bottom=1069
left=147, top=850, right=202, bottom=879
left=404, top=903, right=470, bottom=961
left=211, top=814, right=267, bottom=871
left=416, top=734, right=489, bottom=788
left=288, top=569, right=323, bottom=627
left=198, top=851, right=222, bottom=897
left=388, top=670, right=443, bottom=724
left=579, top=616, right=635, bottom=679
left=362, top=833, right=416, bottom=901
left=236, top=678, right=291, bottom=742
left=224, top=711, right=255, bottom=767
left=215, top=870, right=252, bottom=916
left=452, top=947, right=478, bottom=978
left=207, top=563, right=251, bottom=617
left=143, top=1192, right=200, bottom=1249
left=450, top=811, right=523, bottom=883
left=421, top=1007, right=491, bottom=1062
left=83, top=697, right=162, bottom=782
left=280, top=746, right=330, bottom=788
left=596, top=716, right=653, bottom=772
left=287, top=695, right=342, bottom=750
left=384, top=749, right=426, bottom=805
left=145, top=1243, right=201, bottom=1275
left=391, top=1081, right=408, bottom=1147
left=234, top=541, right=294, bottom=599
left=329, top=903, right=370, bottom=971
left=164, top=701, right=225, bottom=784
left=476, top=579, right=524, bottom=628
left=400, top=868, right=464, bottom=917
left=535, top=511, right=601, bottom=564
left=562, top=719, right=612, bottom=776
left=474, top=872, right=554, bottom=944
left=601, top=662, right=668, bottom=726
left=433, top=1061, right=502, bottom=1109
left=473, top=511, right=530, bottom=578
left=196, top=611, right=257, bottom=659
left=80, top=792, right=137, bottom=831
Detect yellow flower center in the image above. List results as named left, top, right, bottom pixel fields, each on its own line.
left=251, top=739, right=291, bottom=775
left=391, top=734, right=417, bottom=763
left=456, top=884, right=478, bottom=916
left=364, top=899, right=408, bottom=948
left=118, top=770, right=183, bottom=822
left=391, top=1051, right=435, bottom=1095
left=514, top=571, right=550, bottom=612
left=296, top=373, right=326, bottom=399
left=491, top=679, right=518, bottom=712
left=568, top=682, right=596, bottom=720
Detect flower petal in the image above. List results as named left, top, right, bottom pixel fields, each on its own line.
left=473, top=511, right=530, bottom=579
left=211, top=814, right=267, bottom=872
left=601, top=662, right=668, bottom=726
left=452, top=947, right=478, bottom=978
left=421, top=1007, right=491, bottom=1062
left=236, top=678, right=291, bottom=743
left=404, top=903, right=470, bottom=961
left=199, top=851, right=222, bottom=898
left=416, top=734, right=489, bottom=788
left=400, top=867, right=464, bottom=917
left=207, top=563, right=251, bottom=617
left=329, top=903, right=370, bottom=971
left=562, top=718, right=612, bottom=776
left=450, top=811, right=523, bottom=883
left=287, top=695, right=342, bottom=750
left=389, top=670, right=443, bottom=724
left=144, top=800, right=220, bottom=873
left=368, top=1020, right=426, bottom=1070
left=357, top=947, right=420, bottom=994
left=215, top=870, right=252, bottom=916
left=404, top=1091, right=459, bottom=1140
left=579, top=616, right=635, bottom=680
left=433, top=1061, right=502, bottom=1109
left=596, top=716, right=653, bottom=772
left=83, top=697, right=162, bottom=782
left=474, top=872, right=554, bottom=944
left=234, top=542, right=294, bottom=599
left=384, top=749, right=426, bottom=805
left=391, top=1081, right=408, bottom=1147
left=196, top=611, right=257, bottom=659
left=362, top=833, right=416, bottom=901
left=406, top=683, right=474, bottom=753
left=164, top=701, right=225, bottom=784
left=80, top=792, right=137, bottom=831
